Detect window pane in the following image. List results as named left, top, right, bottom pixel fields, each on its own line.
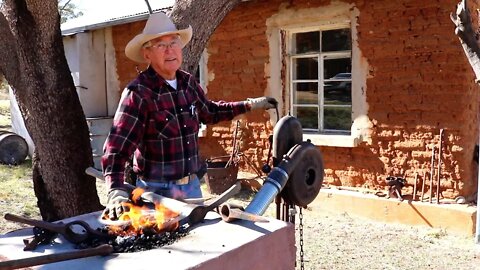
left=324, top=59, right=351, bottom=79
left=296, top=107, right=318, bottom=130
left=293, top=31, right=319, bottom=54
left=324, top=107, right=352, bottom=131
left=292, top=57, right=318, bottom=80
left=322, top=29, right=351, bottom=52
left=324, top=82, right=351, bottom=105
left=293, top=82, right=318, bottom=104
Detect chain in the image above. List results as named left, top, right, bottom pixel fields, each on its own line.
left=299, top=207, right=304, bottom=270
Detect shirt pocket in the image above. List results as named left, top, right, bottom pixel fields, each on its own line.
left=151, top=111, right=178, bottom=139
left=182, top=108, right=199, bottom=135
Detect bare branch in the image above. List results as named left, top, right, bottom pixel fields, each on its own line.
left=169, top=0, right=242, bottom=74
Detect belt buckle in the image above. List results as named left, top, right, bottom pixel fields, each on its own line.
left=176, top=174, right=193, bottom=185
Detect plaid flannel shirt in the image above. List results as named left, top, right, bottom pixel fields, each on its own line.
left=102, top=67, right=248, bottom=189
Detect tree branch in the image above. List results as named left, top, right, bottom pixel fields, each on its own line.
left=451, top=0, right=480, bottom=83
left=0, top=9, right=20, bottom=87
left=169, top=0, right=242, bottom=74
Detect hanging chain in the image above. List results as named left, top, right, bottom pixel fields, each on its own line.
left=299, top=207, right=304, bottom=270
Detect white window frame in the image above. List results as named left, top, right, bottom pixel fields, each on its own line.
left=197, top=49, right=208, bottom=137
left=289, top=31, right=352, bottom=134
left=266, top=6, right=369, bottom=148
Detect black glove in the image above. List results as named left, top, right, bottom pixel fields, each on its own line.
left=247, top=96, right=277, bottom=110
left=102, top=189, right=130, bottom=220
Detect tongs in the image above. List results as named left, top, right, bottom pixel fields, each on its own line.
left=4, top=213, right=111, bottom=244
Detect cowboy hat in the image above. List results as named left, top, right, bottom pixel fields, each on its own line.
left=125, top=12, right=192, bottom=63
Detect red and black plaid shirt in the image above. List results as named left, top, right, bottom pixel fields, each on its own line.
left=102, top=67, right=248, bottom=189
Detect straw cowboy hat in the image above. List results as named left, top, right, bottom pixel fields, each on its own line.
left=125, top=12, right=192, bottom=63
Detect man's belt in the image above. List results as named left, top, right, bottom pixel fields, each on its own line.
left=139, top=173, right=199, bottom=185
left=171, top=173, right=197, bottom=185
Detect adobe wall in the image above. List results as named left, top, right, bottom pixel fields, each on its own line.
left=204, top=0, right=480, bottom=198
left=111, top=0, right=480, bottom=198
left=346, top=0, right=479, bottom=198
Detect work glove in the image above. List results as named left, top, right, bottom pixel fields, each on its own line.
left=102, top=188, right=130, bottom=220
left=246, top=96, right=277, bottom=110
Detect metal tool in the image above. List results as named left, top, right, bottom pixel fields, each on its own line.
left=429, top=146, right=435, bottom=203
left=22, top=227, right=57, bottom=251
left=141, top=182, right=242, bottom=227
left=413, top=172, right=418, bottom=201
left=420, top=171, right=426, bottom=202
left=85, top=167, right=206, bottom=205
left=0, top=244, right=113, bottom=270
left=225, top=120, right=240, bottom=168
left=4, top=214, right=111, bottom=244
left=219, top=203, right=269, bottom=223
left=436, top=129, right=444, bottom=204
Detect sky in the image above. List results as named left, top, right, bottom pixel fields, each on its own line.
left=62, top=0, right=175, bottom=29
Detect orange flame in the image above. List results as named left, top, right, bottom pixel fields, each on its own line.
left=109, top=188, right=180, bottom=236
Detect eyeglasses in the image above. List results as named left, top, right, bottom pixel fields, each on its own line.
left=145, top=39, right=183, bottom=52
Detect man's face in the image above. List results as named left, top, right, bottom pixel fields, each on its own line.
left=143, top=34, right=183, bottom=80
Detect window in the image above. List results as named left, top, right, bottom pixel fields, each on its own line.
left=266, top=5, right=368, bottom=147
left=290, top=28, right=352, bottom=135
left=194, top=50, right=208, bottom=137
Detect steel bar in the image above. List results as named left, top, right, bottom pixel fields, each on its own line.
left=0, top=244, right=113, bottom=270
left=141, top=182, right=241, bottom=226
left=420, top=171, right=426, bottom=202
left=429, top=146, right=435, bottom=204
left=225, top=120, right=240, bottom=168
left=436, top=129, right=444, bottom=204
left=85, top=167, right=206, bottom=204
left=220, top=203, right=269, bottom=223
left=413, top=172, right=418, bottom=201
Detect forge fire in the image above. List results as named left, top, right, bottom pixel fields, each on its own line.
left=85, top=188, right=190, bottom=253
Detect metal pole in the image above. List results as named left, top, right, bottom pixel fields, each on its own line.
left=144, top=0, right=153, bottom=14
left=476, top=133, right=480, bottom=243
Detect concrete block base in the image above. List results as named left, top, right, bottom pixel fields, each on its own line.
left=0, top=211, right=295, bottom=270
left=314, top=188, right=476, bottom=236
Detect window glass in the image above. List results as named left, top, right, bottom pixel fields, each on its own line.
left=290, top=27, right=352, bottom=135
left=324, top=107, right=352, bottom=130
left=322, top=29, right=351, bottom=52
left=324, top=58, right=351, bottom=79
left=324, top=80, right=351, bottom=105
left=293, top=31, right=320, bottom=54
left=293, top=82, right=318, bottom=104
left=292, top=57, right=318, bottom=80
left=295, top=107, right=318, bottom=130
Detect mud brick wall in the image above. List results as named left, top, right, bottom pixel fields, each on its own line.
left=346, top=0, right=479, bottom=198
left=111, top=0, right=480, bottom=198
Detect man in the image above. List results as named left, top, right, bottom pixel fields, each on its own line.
left=101, top=12, right=276, bottom=220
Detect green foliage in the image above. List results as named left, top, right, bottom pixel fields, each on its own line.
left=58, top=0, right=83, bottom=24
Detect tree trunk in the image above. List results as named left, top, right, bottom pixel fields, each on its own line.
left=451, top=0, right=480, bottom=82
left=170, top=0, right=243, bottom=74
left=0, top=0, right=101, bottom=221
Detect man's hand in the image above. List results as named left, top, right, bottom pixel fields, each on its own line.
left=102, top=189, right=130, bottom=220
left=247, top=96, right=277, bottom=110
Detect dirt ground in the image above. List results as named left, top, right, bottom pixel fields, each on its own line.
left=298, top=197, right=480, bottom=270
left=210, top=172, right=480, bottom=270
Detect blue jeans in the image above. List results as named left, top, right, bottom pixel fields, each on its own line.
left=136, top=176, right=203, bottom=200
